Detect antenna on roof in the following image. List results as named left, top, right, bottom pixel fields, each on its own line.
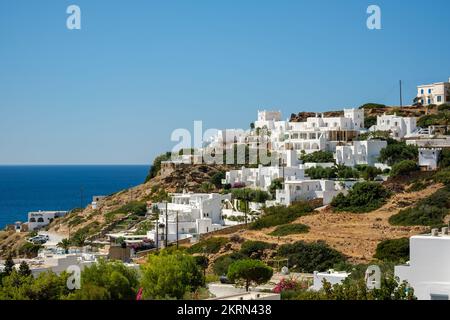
left=399, top=80, right=403, bottom=108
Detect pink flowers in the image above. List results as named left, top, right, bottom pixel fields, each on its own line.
left=273, top=278, right=308, bottom=293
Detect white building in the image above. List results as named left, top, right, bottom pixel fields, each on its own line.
left=418, top=148, right=441, bottom=171
left=275, top=178, right=344, bottom=206
left=417, top=78, right=450, bottom=106
left=147, top=193, right=230, bottom=246
left=369, top=114, right=417, bottom=139
left=395, top=229, right=450, bottom=300
left=28, top=211, right=68, bottom=231
left=225, top=165, right=305, bottom=191
left=312, top=270, right=351, bottom=291
left=285, top=109, right=365, bottom=154
left=335, top=140, right=387, bottom=167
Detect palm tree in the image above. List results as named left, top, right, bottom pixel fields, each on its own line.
left=57, top=238, right=71, bottom=254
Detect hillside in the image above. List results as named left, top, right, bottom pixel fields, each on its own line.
left=1, top=104, right=449, bottom=260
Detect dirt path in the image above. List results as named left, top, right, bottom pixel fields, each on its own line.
left=230, top=184, right=442, bottom=264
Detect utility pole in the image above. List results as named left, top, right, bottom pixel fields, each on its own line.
left=165, top=201, right=168, bottom=248
left=155, top=221, right=159, bottom=250
left=176, top=211, right=179, bottom=250
left=399, top=80, right=403, bottom=108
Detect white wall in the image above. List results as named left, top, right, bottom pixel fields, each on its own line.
left=395, top=234, right=450, bottom=300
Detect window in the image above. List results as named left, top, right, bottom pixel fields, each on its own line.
left=437, top=96, right=442, bottom=103
left=428, top=89, right=432, bottom=94
left=420, top=89, right=424, bottom=94
left=428, top=99, right=431, bottom=104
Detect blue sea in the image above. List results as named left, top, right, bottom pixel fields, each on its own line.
left=0, top=165, right=149, bottom=229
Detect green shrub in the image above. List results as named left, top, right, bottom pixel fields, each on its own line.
left=269, top=224, right=310, bottom=237
left=250, top=202, right=314, bottom=230
left=231, top=188, right=270, bottom=203
left=359, top=103, right=386, bottom=110
left=364, top=116, right=377, bottom=129
left=438, top=103, right=450, bottom=112
left=389, top=205, right=448, bottom=227
left=407, top=180, right=430, bottom=192
left=210, top=171, right=225, bottom=189
left=331, top=182, right=391, bottom=213
left=212, top=252, right=246, bottom=276
left=19, top=242, right=42, bottom=258
left=379, top=143, right=418, bottom=166
left=434, top=168, right=450, bottom=185
left=240, top=241, right=275, bottom=259
left=186, top=237, right=228, bottom=254
left=305, top=167, right=336, bottom=179
left=389, top=186, right=450, bottom=227
left=145, top=152, right=172, bottom=182
left=277, top=241, right=346, bottom=273
left=390, top=160, right=419, bottom=177
left=374, top=238, right=409, bottom=262
left=300, top=151, right=335, bottom=163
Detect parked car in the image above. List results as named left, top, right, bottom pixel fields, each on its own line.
left=29, top=235, right=48, bottom=244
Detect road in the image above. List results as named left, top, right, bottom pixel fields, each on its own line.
left=38, top=231, right=67, bottom=247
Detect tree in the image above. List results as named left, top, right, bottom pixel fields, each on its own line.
left=145, top=152, right=172, bottom=182
left=239, top=241, right=275, bottom=259
left=0, top=270, right=70, bottom=300
left=68, top=259, right=139, bottom=300
left=268, top=178, right=283, bottom=197
left=390, top=160, right=419, bottom=177
left=194, top=255, right=209, bottom=278
left=71, top=230, right=87, bottom=247
left=210, top=171, right=225, bottom=189
left=3, top=255, right=15, bottom=276
left=300, top=151, right=335, bottom=163
left=141, top=250, right=204, bottom=299
left=57, top=238, right=71, bottom=254
left=357, top=165, right=381, bottom=181
left=18, top=261, right=31, bottom=277
left=277, top=241, right=346, bottom=273
left=331, top=182, right=391, bottom=213
left=227, top=259, right=273, bottom=292
left=374, top=238, right=409, bottom=262
left=379, top=143, right=418, bottom=166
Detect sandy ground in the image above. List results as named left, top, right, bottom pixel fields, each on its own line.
left=229, top=184, right=443, bottom=264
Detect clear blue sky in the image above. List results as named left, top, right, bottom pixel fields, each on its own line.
left=0, top=0, right=449, bottom=165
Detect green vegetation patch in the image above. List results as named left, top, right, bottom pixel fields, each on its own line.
left=250, top=202, right=314, bottom=230
left=212, top=252, right=245, bottom=276
left=186, top=237, right=228, bottom=254
left=374, top=238, right=409, bottom=262
left=390, top=160, right=419, bottom=178
left=331, top=182, right=391, bottom=213
left=239, top=241, right=276, bottom=259
left=389, top=186, right=450, bottom=227
left=277, top=241, right=346, bottom=273
left=269, top=224, right=310, bottom=237
left=300, top=151, right=335, bottom=163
